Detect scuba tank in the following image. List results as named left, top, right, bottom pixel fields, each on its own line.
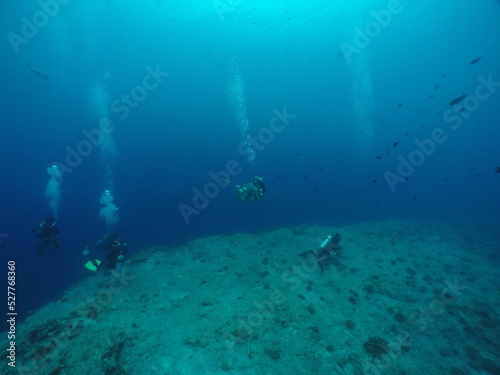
left=320, top=235, right=332, bottom=249
left=115, top=254, right=125, bottom=275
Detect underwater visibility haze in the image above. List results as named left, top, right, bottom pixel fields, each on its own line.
left=0, top=0, right=499, bottom=374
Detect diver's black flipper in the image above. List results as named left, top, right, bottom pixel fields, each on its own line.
left=299, top=250, right=313, bottom=257
left=37, top=245, right=45, bottom=256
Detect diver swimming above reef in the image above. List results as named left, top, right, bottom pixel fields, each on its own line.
left=234, top=174, right=266, bottom=203
left=83, top=233, right=127, bottom=274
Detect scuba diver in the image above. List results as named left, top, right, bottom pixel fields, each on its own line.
left=35, top=217, right=59, bottom=256
left=83, top=233, right=127, bottom=274
left=235, top=174, right=266, bottom=203
left=299, top=233, right=341, bottom=274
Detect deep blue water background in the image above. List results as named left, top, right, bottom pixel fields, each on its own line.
left=0, top=0, right=499, bottom=323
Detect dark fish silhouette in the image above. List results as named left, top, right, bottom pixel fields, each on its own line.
left=449, top=94, right=466, bottom=106
left=393, top=142, right=399, bottom=148
left=495, top=167, right=500, bottom=173
left=469, top=57, right=481, bottom=65
left=434, top=84, right=440, bottom=90
left=397, top=103, right=403, bottom=107
left=27, top=63, right=48, bottom=80
left=375, top=155, right=382, bottom=159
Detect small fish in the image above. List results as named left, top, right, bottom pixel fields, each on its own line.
left=393, top=142, right=399, bottom=148
left=449, top=94, right=466, bottom=106
left=428, top=95, right=434, bottom=99
left=27, top=63, right=48, bottom=80
left=375, top=155, right=382, bottom=159
left=469, top=57, right=481, bottom=65
left=495, top=167, right=500, bottom=173
left=434, top=84, right=440, bottom=90
left=372, top=179, right=378, bottom=183
left=397, top=103, right=403, bottom=107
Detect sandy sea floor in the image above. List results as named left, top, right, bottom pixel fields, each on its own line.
left=4, top=220, right=500, bottom=375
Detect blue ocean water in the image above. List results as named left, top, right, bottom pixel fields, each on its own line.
left=0, top=0, right=499, bottom=322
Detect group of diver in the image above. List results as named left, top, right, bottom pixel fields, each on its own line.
left=35, top=174, right=342, bottom=274
left=35, top=218, right=127, bottom=273
left=35, top=175, right=267, bottom=272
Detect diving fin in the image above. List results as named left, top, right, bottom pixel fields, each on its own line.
left=85, top=259, right=102, bottom=272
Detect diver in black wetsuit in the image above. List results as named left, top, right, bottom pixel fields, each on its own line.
left=299, top=233, right=341, bottom=273
left=85, top=233, right=127, bottom=271
left=35, top=217, right=60, bottom=256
